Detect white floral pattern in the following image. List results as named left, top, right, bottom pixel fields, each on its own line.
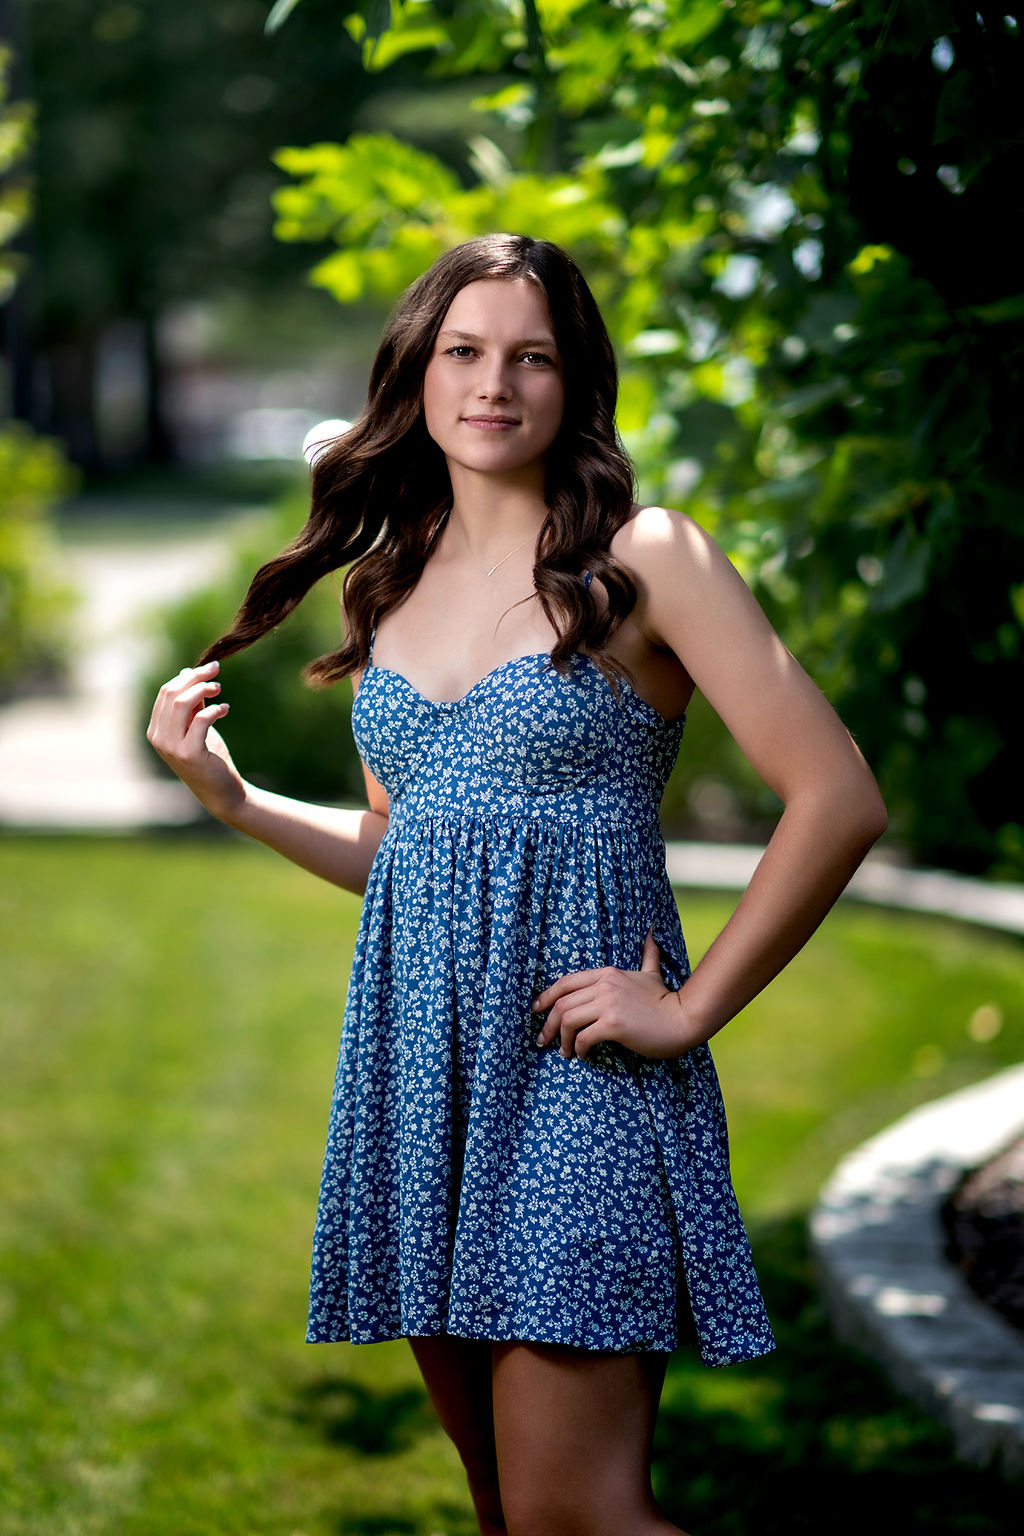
left=306, top=598, right=776, bottom=1366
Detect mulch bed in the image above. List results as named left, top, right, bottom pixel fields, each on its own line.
left=942, top=1132, right=1024, bottom=1332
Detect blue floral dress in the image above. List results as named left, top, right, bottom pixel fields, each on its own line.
left=307, top=585, right=776, bottom=1367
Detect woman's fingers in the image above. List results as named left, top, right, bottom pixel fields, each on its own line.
left=533, top=944, right=686, bottom=1060
left=532, top=966, right=601, bottom=1017
left=533, top=933, right=664, bottom=1054
left=145, top=660, right=246, bottom=824
left=538, top=975, right=634, bottom=1058
left=533, top=973, right=601, bottom=1046
left=191, top=700, right=230, bottom=729
left=159, top=659, right=218, bottom=693
left=167, top=664, right=221, bottom=717
left=573, top=1021, right=616, bottom=1062
left=536, top=985, right=601, bottom=1055
left=175, top=678, right=222, bottom=722
left=148, top=661, right=222, bottom=753
left=158, top=659, right=219, bottom=701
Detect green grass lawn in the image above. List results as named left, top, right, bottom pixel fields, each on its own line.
left=1, top=835, right=1021, bottom=1534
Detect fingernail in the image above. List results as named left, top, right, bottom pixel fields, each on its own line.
left=535, top=1033, right=545, bottom=1047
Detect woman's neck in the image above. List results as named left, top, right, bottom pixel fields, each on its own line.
left=442, top=464, right=549, bottom=563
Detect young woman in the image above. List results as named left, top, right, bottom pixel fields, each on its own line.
left=148, top=233, right=887, bottom=1535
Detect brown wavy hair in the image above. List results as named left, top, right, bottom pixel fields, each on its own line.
left=200, top=233, right=641, bottom=690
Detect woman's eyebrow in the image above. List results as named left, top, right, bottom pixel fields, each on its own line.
left=438, top=328, right=559, bottom=348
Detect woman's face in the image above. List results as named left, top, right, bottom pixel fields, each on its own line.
left=421, top=278, right=566, bottom=484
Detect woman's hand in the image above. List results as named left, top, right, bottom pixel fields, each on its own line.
left=146, top=660, right=246, bottom=823
left=531, top=928, right=694, bottom=1061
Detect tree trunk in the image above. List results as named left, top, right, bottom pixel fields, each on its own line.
left=141, top=304, right=176, bottom=464
left=44, top=329, right=101, bottom=470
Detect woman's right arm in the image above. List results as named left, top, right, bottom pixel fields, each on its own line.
left=146, top=659, right=389, bottom=897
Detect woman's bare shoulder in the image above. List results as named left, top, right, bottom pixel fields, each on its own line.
left=614, top=501, right=710, bottom=548
left=608, top=503, right=725, bottom=594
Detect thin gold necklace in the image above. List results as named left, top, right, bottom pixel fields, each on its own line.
left=485, top=534, right=534, bottom=577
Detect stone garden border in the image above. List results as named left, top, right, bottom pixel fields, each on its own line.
left=809, top=1068, right=1024, bottom=1478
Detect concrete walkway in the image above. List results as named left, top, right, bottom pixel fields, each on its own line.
left=664, top=842, right=1024, bottom=937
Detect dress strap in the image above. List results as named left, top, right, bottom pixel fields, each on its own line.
left=583, top=568, right=593, bottom=589
left=367, top=622, right=377, bottom=665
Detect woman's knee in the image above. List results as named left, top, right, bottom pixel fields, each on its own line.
left=501, top=1483, right=576, bottom=1536
left=502, top=1487, right=639, bottom=1536
left=499, top=1466, right=621, bottom=1536
left=502, top=1492, right=667, bottom=1536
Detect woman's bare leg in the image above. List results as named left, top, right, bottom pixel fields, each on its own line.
left=490, top=1343, right=689, bottom=1536
left=409, top=1336, right=506, bottom=1535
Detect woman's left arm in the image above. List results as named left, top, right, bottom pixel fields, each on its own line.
left=533, top=506, right=888, bottom=1060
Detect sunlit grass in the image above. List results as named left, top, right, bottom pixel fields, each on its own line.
left=1, top=836, right=1021, bottom=1534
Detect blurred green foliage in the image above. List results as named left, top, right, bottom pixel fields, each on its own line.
left=267, top=0, right=1024, bottom=876
left=0, top=46, right=77, bottom=695
left=0, top=421, right=77, bottom=696
left=141, top=494, right=366, bottom=803
left=0, top=42, right=32, bottom=306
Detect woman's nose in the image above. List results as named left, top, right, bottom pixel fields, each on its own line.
left=477, top=361, right=512, bottom=400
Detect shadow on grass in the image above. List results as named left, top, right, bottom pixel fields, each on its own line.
left=288, top=1376, right=478, bottom=1535
left=321, top=1508, right=474, bottom=1536
left=654, top=1215, right=1020, bottom=1535
left=326, top=1518, right=418, bottom=1535
left=289, top=1376, right=434, bottom=1456
left=282, top=1372, right=482, bottom=1534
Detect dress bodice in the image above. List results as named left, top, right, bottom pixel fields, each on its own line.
left=353, top=645, right=686, bottom=829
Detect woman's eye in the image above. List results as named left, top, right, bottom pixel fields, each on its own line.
left=442, top=345, right=554, bottom=365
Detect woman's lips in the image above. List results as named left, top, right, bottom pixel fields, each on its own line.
left=462, top=415, right=520, bottom=429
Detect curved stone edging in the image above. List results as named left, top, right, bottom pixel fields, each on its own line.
left=809, top=1066, right=1024, bottom=1478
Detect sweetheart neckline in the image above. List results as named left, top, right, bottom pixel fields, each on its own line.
left=364, top=651, right=686, bottom=730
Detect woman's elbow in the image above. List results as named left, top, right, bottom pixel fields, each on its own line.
left=788, top=760, right=888, bottom=848
left=842, top=765, right=888, bottom=848
left=859, top=787, right=889, bottom=846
